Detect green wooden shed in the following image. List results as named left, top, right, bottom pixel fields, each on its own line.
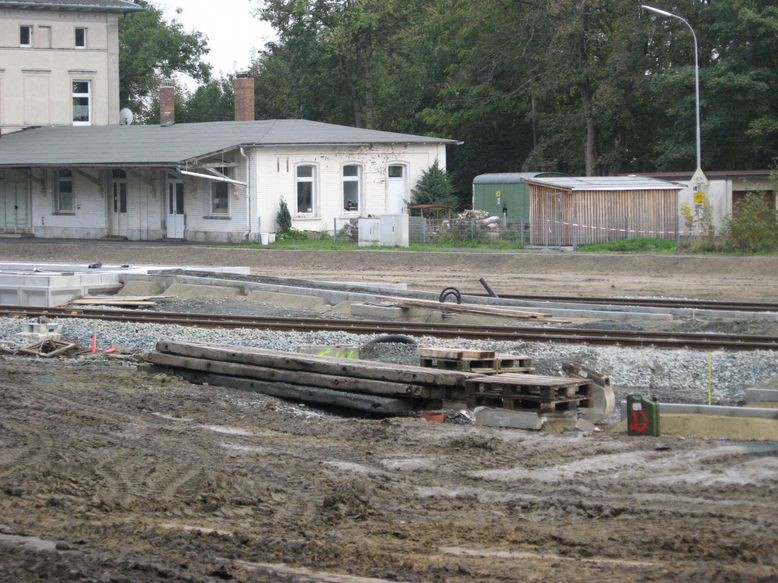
left=472, top=172, right=565, bottom=221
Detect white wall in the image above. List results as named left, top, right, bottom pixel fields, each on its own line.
left=0, top=8, right=120, bottom=132
left=253, top=142, right=447, bottom=234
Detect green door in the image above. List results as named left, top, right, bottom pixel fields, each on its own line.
left=0, top=182, right=30, bottom=232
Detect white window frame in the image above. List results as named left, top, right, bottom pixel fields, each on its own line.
left=56, top=170, right=75, bottom=214
left=210, top=168, right=231, bottom=215
left=295, top=163, right=317, bottom=216
left=20, top=25, right=32, bottom=47
left=72, top=80, right=91, bottom=126
left=342, top=163, right=362, bottom=213
left=75, top=27, right=87, bottom=49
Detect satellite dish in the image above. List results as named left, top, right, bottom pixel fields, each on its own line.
left=119, top=108, right=134, bottom=125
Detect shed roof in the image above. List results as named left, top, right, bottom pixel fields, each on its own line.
left=525, top=176, right=683, bottom=191
left=473, top=172, right=561, bottom=185
left=0, top=120, right=456, bottom=167
left=0, top=0, right=142, bottom=11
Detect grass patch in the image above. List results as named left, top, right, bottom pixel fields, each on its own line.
left=577, top=237, right=677, bottom=253
left=210, top=238, right=525, bottom=252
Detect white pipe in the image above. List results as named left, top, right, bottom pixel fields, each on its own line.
left=176, top=168, right=247, bottom=186
left=239, top=147, right=252, bottom=239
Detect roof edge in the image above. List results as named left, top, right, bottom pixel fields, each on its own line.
left=0, top=1, right=144, bottom=12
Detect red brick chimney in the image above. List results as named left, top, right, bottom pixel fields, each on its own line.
left=160, top=81, right=175, bottom=126
left=234, top=73, right=255, bottom=122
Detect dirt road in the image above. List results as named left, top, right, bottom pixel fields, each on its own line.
left=2, top=240, right=778, bottom=300
left=1, top=357, right=776, bottom=581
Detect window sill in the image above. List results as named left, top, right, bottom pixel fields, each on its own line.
left=204, top=214, right=231, bottom=220
left=294, top=215, right=320, bottom=221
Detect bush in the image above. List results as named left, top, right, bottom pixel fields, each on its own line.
left=277, top=228, right=308, bottom=241
left=276, top=198, right=292, bottom=234
left=411, top=160, right=457, bottom=207
left=724, top=193, right=778, bottom=253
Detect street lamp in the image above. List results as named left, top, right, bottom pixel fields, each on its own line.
left=641, top=4, right=701, bottom=172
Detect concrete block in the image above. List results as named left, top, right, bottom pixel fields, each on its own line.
left=620, top=402, right=778, bottom=420
left=474, top=407, right=546, bottom=430
left=351, top=302, right=404, bottom=320
left=745, top=388, right=778, bottom=403
left=165, top=283, right=242, bottom=298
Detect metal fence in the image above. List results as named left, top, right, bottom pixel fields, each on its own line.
left=409, top=217, right=530, bottom=245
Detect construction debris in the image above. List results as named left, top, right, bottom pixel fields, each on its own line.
left=19, top=339, right=79, bottom=358
left=69, top=295, right=162, bottom=307
left=418, top=346, right=533, bottom=373
left=377, top=295, right=552, bottom=320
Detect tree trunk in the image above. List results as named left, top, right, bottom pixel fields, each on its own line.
left=580, top=78, right=596, bottom=176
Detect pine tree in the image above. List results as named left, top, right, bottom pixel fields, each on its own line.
left=411, top=160, right=457, bottom=208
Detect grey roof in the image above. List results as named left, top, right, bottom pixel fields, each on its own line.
left=0, top=0, right=143, bottom=11
left=0, top=120, right=457, bottom=167
left=473, top=172, right=564, bottom=184
left=525, top=176, right=684, bottom=191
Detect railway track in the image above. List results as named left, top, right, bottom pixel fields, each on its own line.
left=2, top=305, right=776, bottom=352
left=472, top=293, right=778, bottom=313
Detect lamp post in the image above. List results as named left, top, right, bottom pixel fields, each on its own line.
left=641, top=4, right=701, bottom=172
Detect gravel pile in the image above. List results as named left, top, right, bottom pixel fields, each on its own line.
left=1, top=316, right=776, bottom=406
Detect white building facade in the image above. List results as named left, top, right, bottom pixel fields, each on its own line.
left=0, top=0, right=142, bottom=135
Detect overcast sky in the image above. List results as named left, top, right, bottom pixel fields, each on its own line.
left=155, top=0, right=276, bottom=86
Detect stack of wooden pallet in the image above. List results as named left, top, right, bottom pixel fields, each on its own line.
left=417, top=347, right=533, bottom=374
left=146, top=341, right=477, bottom=415
left=466, top=373, right=595, bottom=414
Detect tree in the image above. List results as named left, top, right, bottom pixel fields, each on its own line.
left=411, top=160, right=457, bottom=208
left=276, top=198, right=292, bottom=233
left=119, top=0, right=211, bottom=121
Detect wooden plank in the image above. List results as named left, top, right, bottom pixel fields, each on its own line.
left=417, top=347, right=495, bottom=360
left=376, top=295, right=551, bottom=320
left=156, top=341, right=474, bottom=387
left=467, top=373, right=590, bottom=387
left=147, top=352, right=441, bottom=399
left=70, top=299, right=158, bottom=306
left=183, top=371, right=413, bottom=416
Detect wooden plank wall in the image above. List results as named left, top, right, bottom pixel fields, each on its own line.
left=529, top=185, right=678, bottom=246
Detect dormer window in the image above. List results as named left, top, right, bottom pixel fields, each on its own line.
left=75, top=28, right=87, bottom=48
left=20, top=25, right=32, bottom=47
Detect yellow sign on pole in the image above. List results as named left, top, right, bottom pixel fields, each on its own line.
left=694, top=192, right=706, bottom=205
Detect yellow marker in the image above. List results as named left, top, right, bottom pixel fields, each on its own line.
left=707, top=352, right=713, bottom=406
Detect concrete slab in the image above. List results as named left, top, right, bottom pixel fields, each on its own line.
left=165, top=283, right=243, bottom=298
left=745, top=388, right=778, bottom=403
left=474, top=407, right=546, bottom=430
left=247, top=290, right=329, bottom=310
left=119, top=280, right=163, bottom=296
left=621, top=402, right=778, bottom=420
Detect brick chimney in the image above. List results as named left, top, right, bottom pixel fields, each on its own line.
left=160, top=80, right=175, bottom=127
left=234, top=73, right=255, bottom=122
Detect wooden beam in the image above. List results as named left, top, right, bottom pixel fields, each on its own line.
left=146, top=352, right=441, bottom=398
left=174, top=370, right=414, bottom=415
left=156, top=341, right=475, bottom=387
left=376, top=296, right=552, bottom=320
left=74, top=169, right=101, bottom=187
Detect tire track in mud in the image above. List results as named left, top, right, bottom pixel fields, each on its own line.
left=0, top=417, right=55, bottom=483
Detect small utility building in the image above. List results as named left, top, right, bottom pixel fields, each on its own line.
left=472, top=172, right=565, bottom=221
left=525, top=176, right=683, bottom=246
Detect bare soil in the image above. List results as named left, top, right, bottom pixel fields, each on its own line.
left=2, top=240, right=778, bottom=301
left=1, top=356, right=777, bottom=582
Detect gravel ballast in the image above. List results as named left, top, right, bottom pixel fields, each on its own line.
left=2, top=316, right=776, bottom=406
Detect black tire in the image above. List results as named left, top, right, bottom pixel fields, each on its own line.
left=362, top=334, right=417, bottom=346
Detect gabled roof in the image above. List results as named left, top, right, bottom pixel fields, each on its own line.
left=525, top=176, right=684, bottom=191
left=0, top=0, right=143, bottom=11
left=0, top=120, right=457, bottom=167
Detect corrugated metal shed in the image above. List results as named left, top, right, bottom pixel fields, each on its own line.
left=472, top=172, right=565, bottom=221
left=0, top=120, right=457, bottom=167
left=526, top=175, right=682, bottom=246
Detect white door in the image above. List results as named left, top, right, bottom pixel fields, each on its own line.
left=386, top=164, right=407, bottom=214
left=0, top=182, right=30, bottom=232
left=166, top=180, right=185, bottom=238
left=110, top=177, right=128, bottom=237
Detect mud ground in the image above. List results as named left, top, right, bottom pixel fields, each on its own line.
left=2, top=240, right=778, bottom=301
left=1, top=357, right=777, bottom=582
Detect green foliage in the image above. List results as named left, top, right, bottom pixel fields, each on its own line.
left=577, top=238, right=677, bottom=253
left=277, top=228, right=308, bottom=241
left=119, top=0, right=211, bottom=120
left=411, top=160, right=456, bottom=207
left=724, top=193, right=778, bottom=253
left=276, top=199, right=292, bottom=233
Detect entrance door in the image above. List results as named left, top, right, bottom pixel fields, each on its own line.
left=0, top=182, right=30, bottom=232
left=166, top=179, right=185, bottom=238
left=386, top=164, right=407, bottom=214
left=110, top=170, right=128, bottom=237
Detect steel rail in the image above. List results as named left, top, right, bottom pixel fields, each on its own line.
left=1, top=305, right=776, bottom=352
left=471, top=293, right=778, bottom=313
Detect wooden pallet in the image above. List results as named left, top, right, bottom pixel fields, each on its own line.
left=466, top=373, right=593, bottom=412
left=467, top=393, right=581, bottom=412
left=420, top=354, right=532, bottom=374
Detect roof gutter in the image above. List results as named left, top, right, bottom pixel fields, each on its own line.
left=177, top=168, right=247, bottom=186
